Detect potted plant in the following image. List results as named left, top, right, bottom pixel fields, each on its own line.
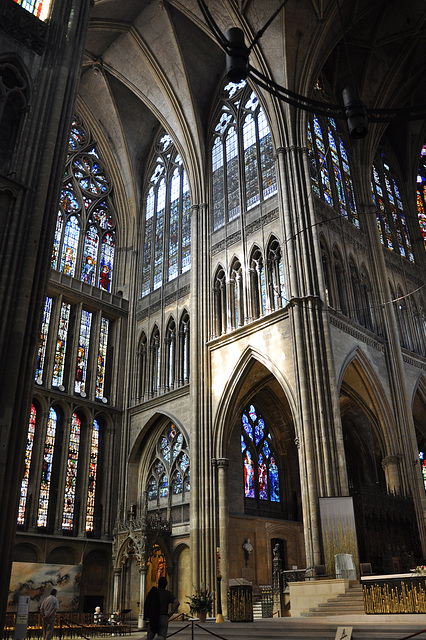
left=186, top=586, right=213, bottom=622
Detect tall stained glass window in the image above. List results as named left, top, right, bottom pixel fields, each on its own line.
left=147, top=424, right=190, bottom=508
left=416, top=144, right=426, bottom=250
left=95, top=317, right=109, bottom=400
left=51, top=116, right=117, bottom=293
left=241, top=403, right=280, bottom=503
left=211, top=81, right=277, bottom=230
left=75, top=310, right=92, bottom=394
left=372, top=153, right=414, bottom=261
left=52, top=302, right=71, bottom=387
left=308, top=114, right=358, bottom=227
left=35, top=296, right=52, bottom=384
left=141, top=134, right=191, bottom=296
left=62, top=413, right=81, bottom=530
left=86, top=420, right=100, bottom=532
left=13, top=0, right=52, bottom=20
left=17, top=404, right=37, bottom=525
left=37, top=407, right=57, bottom=527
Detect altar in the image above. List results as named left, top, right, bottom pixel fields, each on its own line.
left=362, top=573, right=426, bottom=614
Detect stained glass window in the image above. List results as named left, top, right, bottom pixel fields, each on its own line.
left=62, top=413, right=81, bottom=530
left=146, top=424, right=190, bottom=507
left=141, top=134, right=191, bottom=296
left=211, top=82, right=276, bottom=230
left=35, top=296, right=52, bottom=384
left=13, top=0, right=52, bottom=21
left=308, top=114, right=358, bottom=227
left=51, top=115, right=117, bottom=292
left=95, top=317, right=109, bottom=400
left=419, top=451, right=426, bottom=491
left=372, top=154, right=414, bottom=261
left=416, top=144, right=426, bottom=250
left=75, top=310, right=92, bottom=394
left=37, top=407, right=57, bottom=527
left=241, top=403, right=280, bottom=503
left=86, top=419, right=100, bottom=532
left=52, top=302, right=70, bottom=387
left=17, top=404, right=37, bottom=525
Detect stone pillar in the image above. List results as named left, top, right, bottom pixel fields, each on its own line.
left=113, top=567, right=122, bottom=612
left=137, top=565, right=147, bottom=629
left=216, top=458, right=229, bottom=617
left=382, top=455, right=402, bottom=494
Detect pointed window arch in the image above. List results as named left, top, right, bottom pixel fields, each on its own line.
left=416, top=144, right=426, bottom=251
left=51, top=116, right=117, bottom=291
left=308, top=113, right=358, bottom=227
left=267, top=238, right=286, bottom=311
left=150, top=326, right=161, bottom=396
left=62, top=412, right=81, bottom=530
left=86, top=419, right=100, bottom=532
left=17, top=403, right=37, bottom=526
left=146, top=423, right=190, bottom=510
left=230, top=258, right=244, bottom=329
left=250, top=247, right=267, bottom=319
left=0, top=61, right=29, bottom=174
left=211, top=81, right=277, bottom=230
left=241, top=404, right=280, bottom=504
left=372, top=153, right=414, bottom=261
left=37, top=406, right=58, bottom=527
left=214, top=266, right=227, bottom=336
left=165, top=318, right=176, bottom=391
left=35, top=296, right=52, bottom=384
left=141, top=134, right=191, bottom=296
left=138, top=332, right=148, bottom=401
left=333, top=249, right=348, bottom=316
left=179, top=311, right=190, bottom=385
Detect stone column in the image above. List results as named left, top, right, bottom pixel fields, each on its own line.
left=137, top=565, right=147, bottom=629
left=382, top=455, right=402, bottom=494
left=216, top=458, right=229, bottom=617
left=113, top=567, right=122, bottom=612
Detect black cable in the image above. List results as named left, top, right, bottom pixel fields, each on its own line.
left=248, top=0, right=291, bottom=53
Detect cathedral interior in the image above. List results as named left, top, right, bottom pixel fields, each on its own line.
left=1, top=0, right=426, bottom=628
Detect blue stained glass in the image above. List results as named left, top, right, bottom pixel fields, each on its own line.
left=172, top=471, right=183, bottom=494
left=263, top=440, right=271, bottom=459
left=258, top=452, right=268, bottom=500
left=99, top=232, right=114, bottom=292
left=148, top=477, right=157, bottom=501
left=60, top=216, right=80, bottom=277
left=241, top=434, right=246, bottom=453
left=242, top=413, right=253, bottom=440
left=249, top=405, right=257, bottom=422
left=159, top=473, right=169, bottom=498
left=161, top=437, right=171, bottom=464
left=269, top=457, right=280, bottom=501
left=243, top=450, right=255, bottom=498
left=81, top=226, right=98, bottom=285
left=179, top=453, right=190, bottom=473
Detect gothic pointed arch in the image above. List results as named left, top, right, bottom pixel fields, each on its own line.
left=141, top=132, right=191, bottom=297
left=210, top=79, right=277, bottom=231
left=266, top=236, right=286, bottom=311
left=213, top=264, right=227, bottom=336
left=229, top=256, right=244, bottom=329
left=249, top=245, right=266, bottom=319
left=0, top=57, right=30, bottom=174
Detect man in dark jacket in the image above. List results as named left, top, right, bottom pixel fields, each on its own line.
left=144, top=576, right=179, bottom=640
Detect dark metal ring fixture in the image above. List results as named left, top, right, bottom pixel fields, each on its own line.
left=194, top=0, right=426, bottom=139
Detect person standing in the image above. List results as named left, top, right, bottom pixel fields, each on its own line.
left=40, top=588, right=59, bottom=640
left=144, top=576, right=179, bottom=640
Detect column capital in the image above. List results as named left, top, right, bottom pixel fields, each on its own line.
left=216, top=458, right=229, bottom=469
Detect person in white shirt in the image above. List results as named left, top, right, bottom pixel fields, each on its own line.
left=40, top=589, right=59, bottom=640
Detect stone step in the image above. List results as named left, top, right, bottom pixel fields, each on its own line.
left=302, top=585, right=365, bottom=617
left=160, top=620, right=426, bottom=640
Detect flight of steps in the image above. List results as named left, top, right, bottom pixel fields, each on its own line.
left=301, top=583, right=365, bottom=617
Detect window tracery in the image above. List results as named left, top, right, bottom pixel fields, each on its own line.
left=51, top=116, right=117, bottom=292
left=147, top=424, right=190, bottom=509
left=241, top=404, right=280, bottom=504
left=141, top=134, right=191, bottom=296
left=37, top=406, right=58, bottom=527
left=211, top=81, right=277, bottom=231
left=267, top=238, right=286, bottom=310
left=0, top=61, right=28, bottom=173
left=371, top=153, right=414, bottom=261
left=307, top=114, right=358, bottom=227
